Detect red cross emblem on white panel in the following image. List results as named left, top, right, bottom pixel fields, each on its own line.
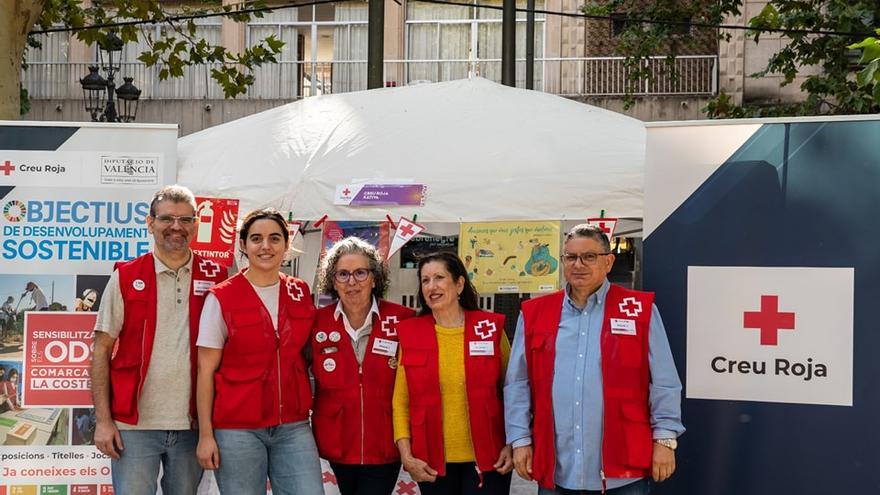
left=381, top=315, right=399, bottom=337
left=743, top=294, right=796, bottom=346
left=286, top=279, right=304, bottom=301
left=198, top=259, right=222, bottom=278
left=474, top=319, right=497, bottom=339
left=619, top=297, right=643, bottom=317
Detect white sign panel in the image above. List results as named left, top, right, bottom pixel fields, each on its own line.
left=687, top=266, right=853, bottom=406
left=0, top=151, right=162, bottom=188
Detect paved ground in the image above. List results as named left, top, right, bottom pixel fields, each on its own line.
left=194, top=464, right=540, bottom=494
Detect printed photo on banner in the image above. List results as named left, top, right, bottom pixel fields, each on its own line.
left=0, top=357, right=69, bottom=447
left=459, top=221, right=561, bottom=294
left=23, top=312, right=96, bottom=408
left=74, top=275, right=109, bottom=313
left=71, top=407, right=96, bottom=446
left=0, top=359, right=23, bottom=413
left=400, top=234, right=458, bottom=268
left=0, top=274, right=76, bottom=360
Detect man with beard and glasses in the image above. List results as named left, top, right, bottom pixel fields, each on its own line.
left=91, top=185, right=228, bottom=495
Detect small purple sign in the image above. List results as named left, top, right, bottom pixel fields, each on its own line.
left=335, top=183, right=427, bottom=207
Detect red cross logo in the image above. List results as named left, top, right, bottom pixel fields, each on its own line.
left=474, top=319, right=497, bottom=339
left=398, top=222, right=417, bottom=238
left=743, top=294, right=795, bottom=346
left=198, top=259, right=221, bottom=278
left=287, top=279, right=304, bottom=301
left=342, top=187, right=351, bottom=196
left=381, top=315, right=399, bottom=337
left=396, top=480, right=418, bottom=495
left=597, top=222, right=612, bottom=234
left=618, top=297, right=642, bottom=317
left=0, top=160, right=15, bottom=176
left=322, top=470, right=337, bottom=485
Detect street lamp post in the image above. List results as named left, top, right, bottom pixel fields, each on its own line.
left=79, top=32, right=141, bottom=122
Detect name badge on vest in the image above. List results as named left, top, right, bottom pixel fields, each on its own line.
left=372, top=338, right=398, bottom=357
left=610, top=318, right=637, bottom=336
left=469, top=340, right=495, bottom=356
left=193, top=280, right=215, bottom=296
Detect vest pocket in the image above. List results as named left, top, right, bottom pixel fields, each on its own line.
left=410, top=406, right=429, bottom=461
left=313, top=399, right=344, bottom=459
left=620, top=401, right=652, bottom=469
left=109, top=358, right=140, bottom=417
left=214, top=365, right=266, bottom=426
left=315, top=355, right=346, bottom=389
left=615, top=336, right=643, bottom=368
left=380, top=401, right=398, bottom=459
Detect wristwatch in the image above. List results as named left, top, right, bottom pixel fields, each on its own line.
left=654, top=438, right=678, bottom=450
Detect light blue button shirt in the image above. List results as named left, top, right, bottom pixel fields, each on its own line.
left=504, top=279, right=685, bottom=490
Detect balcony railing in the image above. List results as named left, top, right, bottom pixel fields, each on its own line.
left=22, top=55, right=717, bottom=100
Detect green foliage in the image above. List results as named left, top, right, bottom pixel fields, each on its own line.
left=849, top=29, right=880, bottom=106
left=586, top=0, right=880, bottom=117
left=20, top=86, right=31, bottom=116
left=32, top=0, right=284, bottom=99
left=584, top=0, right=743, bottom=109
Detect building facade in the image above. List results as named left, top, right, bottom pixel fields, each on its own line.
left=22, top=0, right=798, bottom=134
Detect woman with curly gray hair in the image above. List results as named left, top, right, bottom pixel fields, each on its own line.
left=311, top=236, right=416, bottom=495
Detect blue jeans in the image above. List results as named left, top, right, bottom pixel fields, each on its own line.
left=539, top=478, right=651, bottom=495
left=111, top=429, right=202, bottom=495
left=214, top=421, right=323, bottom=495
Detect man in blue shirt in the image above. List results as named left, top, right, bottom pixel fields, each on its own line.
left=504, top=224, right=684, bottom=494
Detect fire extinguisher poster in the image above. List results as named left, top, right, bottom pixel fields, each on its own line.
left=190, top=196, right=240, bottom=267
left=22, top=312, right=97, bottom=408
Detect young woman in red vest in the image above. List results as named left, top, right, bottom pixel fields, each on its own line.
left=195, top=208, right=323, bottom=495
left=312, top=236, right=416, bottom=494
left=393, top=251, right=513, bottom=495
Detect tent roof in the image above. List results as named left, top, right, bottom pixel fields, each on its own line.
left=178, top=77, right=645, bottom=221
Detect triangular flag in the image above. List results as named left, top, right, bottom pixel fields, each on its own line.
left=587, top=217, right=618, bottom=241
left=287, top=220, right=302, bottom=243
left=388, top=217, right=425, bottom=258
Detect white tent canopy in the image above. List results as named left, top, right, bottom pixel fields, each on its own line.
left=178, top=77, right=645, bottom=222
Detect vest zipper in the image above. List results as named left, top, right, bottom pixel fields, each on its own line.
left=359, top=364, right=365, bottom=464
left=137, top=321, right=147, bottom=401
left=276, top=328, right=283, bottom=425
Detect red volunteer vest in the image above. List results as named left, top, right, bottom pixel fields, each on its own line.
left=521, top=285, right=654, bottom=489
left=111, top=252, right=227, bottom=425
left=210, top=271, right=315, bottom=429
left=397, top=310, right=507, bottom=476
left=311, top=300, right=416, bottom=464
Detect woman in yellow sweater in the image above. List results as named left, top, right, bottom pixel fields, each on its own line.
left=393, top=251, right=513, bottom=494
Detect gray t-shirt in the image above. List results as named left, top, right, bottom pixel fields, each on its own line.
left=94, top=255, right=194, bottom=430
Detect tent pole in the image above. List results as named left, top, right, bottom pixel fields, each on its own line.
left=525, top=0, right=535, bottom=89
left=368, top=0, right=385, bottom=89
left=502, top=0, right=516, bottom=87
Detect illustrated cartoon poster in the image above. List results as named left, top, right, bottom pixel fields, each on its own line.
left=459, top=221, right=560, bottom=294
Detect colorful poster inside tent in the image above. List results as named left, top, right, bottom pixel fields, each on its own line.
left=459, top=221, right=560, bottom=294
left=321, top=220, right=391, bottom=260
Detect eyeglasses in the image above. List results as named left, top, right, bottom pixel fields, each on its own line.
left=153, top=215, right=197, bottom=226
left=561, top=252, right=612, bottom=266
left=334, top=268, right=371, bottom=283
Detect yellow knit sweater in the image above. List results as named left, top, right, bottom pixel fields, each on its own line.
left=392, top=324, right=511, bottom=463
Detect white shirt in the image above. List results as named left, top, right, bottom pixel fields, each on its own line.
left=197, top=281, right=280, bottom=349
left=333, top=297, right=380, bottom=365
